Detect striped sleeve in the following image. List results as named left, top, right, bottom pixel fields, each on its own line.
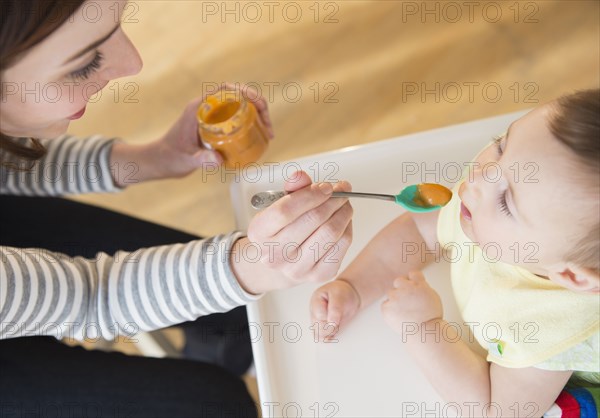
left=0, top=135, right=120, bottom=196
left=0, top=231, right=261, bottom=341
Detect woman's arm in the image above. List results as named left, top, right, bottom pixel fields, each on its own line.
left=0, top=232, right=255, bottom=341
left=1, top=172, right=353, bottom=342
left=107, top=98, right=221, bottom=187
left=0, top=135, right=120, bottom=196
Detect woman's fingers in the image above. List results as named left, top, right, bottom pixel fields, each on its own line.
left=261, top=191, right=352, bottom=276
left=255, top=199, right=352, bottom=280
left=221, top=82, right=274, bottom=139
left=251, top=173, right=348, bottom=240
left=281, top=201, right=353, bottom=271
left=247, top=170, right=354, bottom=284
left=307, top=219, right=353, bottom=282
left=272, top=180, right=351, bottom=246
left=201, top=83, right=274, bottom=139
left=250, top=182, right=335, bottom=238
left=284, top=170, right=312, bottom=192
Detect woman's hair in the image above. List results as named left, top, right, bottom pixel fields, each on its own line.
left=0, top=0, right=86, bottom=163
left=549, top=88, right=600, bottom=273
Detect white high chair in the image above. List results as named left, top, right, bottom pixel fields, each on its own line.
left=230, top=110, right=529, bottom=417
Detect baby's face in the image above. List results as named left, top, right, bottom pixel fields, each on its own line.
left=457, top=104, right=593, bottom=278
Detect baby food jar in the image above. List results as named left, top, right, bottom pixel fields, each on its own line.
left=197, top=90, right=269, bottom=169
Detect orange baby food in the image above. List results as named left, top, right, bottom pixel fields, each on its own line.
left=413, top=183, right=452, bottom=207
left=197, top=90, right=269, bottom=169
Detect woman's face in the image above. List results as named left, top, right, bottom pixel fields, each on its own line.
left=0, top=0, right=142, bottom=139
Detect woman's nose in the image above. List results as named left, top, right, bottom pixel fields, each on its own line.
left=101, top=31, right=143, bottom=80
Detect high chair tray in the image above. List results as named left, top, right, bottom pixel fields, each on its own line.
left=230, top=110, right=528, bottom=417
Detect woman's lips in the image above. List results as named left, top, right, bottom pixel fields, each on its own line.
left=68, top=106, right=86, bottom=120
left=460, top=202, right=472, bottom=220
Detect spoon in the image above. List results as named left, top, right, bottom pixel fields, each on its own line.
left=250, top=183, right=452, bottom=213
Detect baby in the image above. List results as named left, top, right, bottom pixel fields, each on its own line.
left=310, top=89, right=599, bottom=416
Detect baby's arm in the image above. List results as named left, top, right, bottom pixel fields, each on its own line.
left=346, top=210, right=440, bottom=308
left=404, top=318, right=572, bottom=415
left=310, top=210, right=440, bottom=335
left=382, top=272, right=572, bottom=415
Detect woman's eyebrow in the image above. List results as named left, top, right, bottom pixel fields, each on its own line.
left=62, top=24, right=120, bottom=65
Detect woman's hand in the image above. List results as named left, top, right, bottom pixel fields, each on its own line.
left=231, top=171, right=353, bottom=295
left=309, top=279, right=361, bottom=341
left=153, top=82, right=274, bottom=178
left=381, top=270, right=442, bottom=336
left=110, top=83, right=274, bottom=186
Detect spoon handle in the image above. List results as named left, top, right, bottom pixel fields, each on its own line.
left=250, top=190, right=396, bottom=209
left=331, top=192, right=396, bottom=201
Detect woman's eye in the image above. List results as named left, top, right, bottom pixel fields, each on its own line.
left=69, top=51, right=104, bottom=81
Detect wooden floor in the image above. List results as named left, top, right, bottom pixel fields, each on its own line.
left=65, top=0, right=599, bottom=408
left=69, top=0, right=600, bottom=238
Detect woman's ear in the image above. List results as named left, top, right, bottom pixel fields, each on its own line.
left=548, top=263, right=600, bottom=293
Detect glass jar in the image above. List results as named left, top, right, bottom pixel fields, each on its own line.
left=197, top=90, right=269, bottom=169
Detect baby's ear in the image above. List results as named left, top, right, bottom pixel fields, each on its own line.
left=548, top=263, right=600, bottom=293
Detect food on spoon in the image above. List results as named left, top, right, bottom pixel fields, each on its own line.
left=413, top=183, right=452, bottom=207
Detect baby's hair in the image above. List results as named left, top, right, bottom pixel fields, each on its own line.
left=549, top=88, right=600, bottom=273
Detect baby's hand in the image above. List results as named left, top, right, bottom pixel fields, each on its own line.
left=310, top=279, right=361, bottom=342
left=380, top=271, right=442, bottom=335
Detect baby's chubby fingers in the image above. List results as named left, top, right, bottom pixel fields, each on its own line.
left=309, top=292, right=341, bottom=342
left=310, top=292, right=329, bottom=324
left=309, top=290, right=331, bottom=340
left=382, top=272, right=443, bottom=327
left=309, top=279, right=361, bottom=341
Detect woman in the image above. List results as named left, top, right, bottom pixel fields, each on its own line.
left=0, top=1, right=353, bottom=417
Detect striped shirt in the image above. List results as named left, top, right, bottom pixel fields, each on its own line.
left=0, top=135, right=259, bottom=341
